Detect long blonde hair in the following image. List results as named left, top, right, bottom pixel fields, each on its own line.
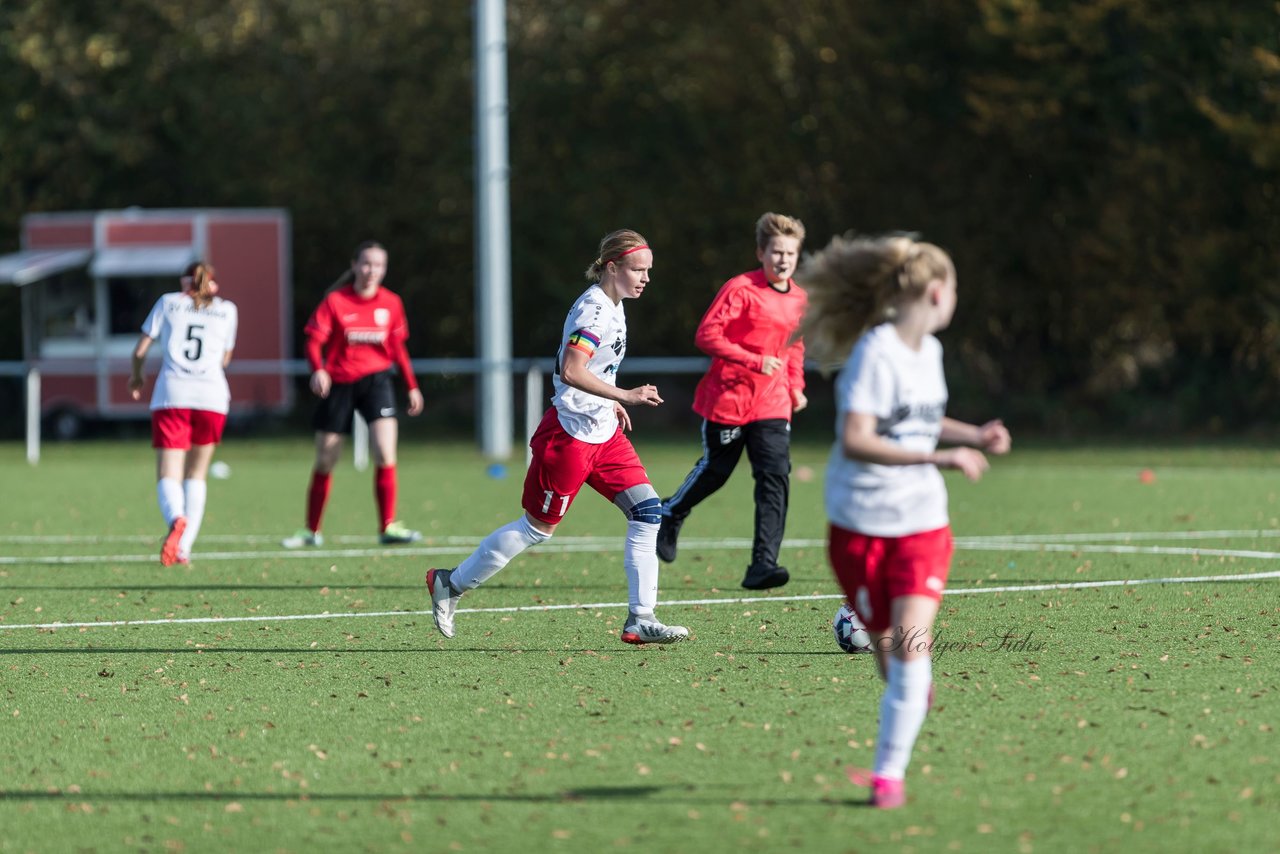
left=583, top=229, right=648, bottom=282
left=182, top=262, right=217, bottom=309
left=797, top=233, right=953, bottom=369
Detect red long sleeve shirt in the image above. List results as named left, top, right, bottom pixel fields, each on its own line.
left=691, top=269, right=807, bottom=425
left=304, top=285, right=417, bottom=390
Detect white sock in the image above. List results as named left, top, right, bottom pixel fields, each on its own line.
left=451, top=516, right=550, bottom=591
left=624, top=519, right=659, bottom=616
left=874, top=656, right=933, bottom=780
left=157, top=478, right=185, bottom=526
left=178, top=479, right=207, bottom=558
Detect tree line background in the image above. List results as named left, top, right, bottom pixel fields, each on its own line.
left=1, top=1, right=1277, bottom=437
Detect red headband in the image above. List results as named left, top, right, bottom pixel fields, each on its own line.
left=603, top=244, right=649, bottom=265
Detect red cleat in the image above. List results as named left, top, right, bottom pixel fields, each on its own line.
left=160, top=517, right=187, bottom=566
left=871, top=775, right=906, bottom=809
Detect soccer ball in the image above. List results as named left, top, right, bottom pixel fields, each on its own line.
left=833, top=603, right=872, bottom=654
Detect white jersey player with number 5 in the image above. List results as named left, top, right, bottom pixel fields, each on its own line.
left=129, top=262, right=238, bottom=566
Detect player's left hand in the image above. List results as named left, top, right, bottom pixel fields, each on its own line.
left=407, top=388, right=424, bottom=416
left=791, top=388, right=808, bottom=413
left=978, top=419, right=1011, bottom=455
left=615, top=402, right=632, bottom=432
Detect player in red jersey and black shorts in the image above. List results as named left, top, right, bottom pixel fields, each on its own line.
left=282, top=241, right=425, bottom=548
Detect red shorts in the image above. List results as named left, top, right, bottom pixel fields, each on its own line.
left=828, top=524, right=953, bottom=632
left=521, top=408, right=650, bottom=525
left=151, top=408, right=227, bottom=449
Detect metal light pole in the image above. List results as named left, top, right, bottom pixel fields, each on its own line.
left=474, top=0, right=513, bottom=459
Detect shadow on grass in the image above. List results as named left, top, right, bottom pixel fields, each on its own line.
left=0, top=646, right=696, bottom=655
left=0, top=785, right=867, bottom=807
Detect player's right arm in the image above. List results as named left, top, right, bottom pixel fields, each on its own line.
left=304, top=296, right=334, bottom=398
left=128, top=335, right=154, bottom=400
left=840, top=411, right=988, bottom=481
left=694, top=281, right=769, bottom=372
left=558, top=346, right=662, bottom=408
left=130, top=296, right=167, bottom=401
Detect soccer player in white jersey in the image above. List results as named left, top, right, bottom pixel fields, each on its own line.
left=797, top=233, right=1011, bottom=809
left=128, top=262, right=238, bottom=566
left=426, top=229, right=688, bottom=644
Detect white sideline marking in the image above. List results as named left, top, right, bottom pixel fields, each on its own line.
left=0, top=534, right=493, bottom=545
left=4, top=529, right=1280, bottom=633
left=961, top=542, right=1280, bottom=561
left=955, top=529, right=1280, bottom=544
left=6, top=535, right=1280, bottom=566
left=0, top=537, right=774, bottom=566
left=1, top=569, right=1278, bottom=632
left=3, top=527, right=1276, bottom=546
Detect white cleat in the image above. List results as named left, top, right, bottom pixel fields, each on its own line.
left=281, top=528, right=323, bottom=549
left=426, top=568, right=461, bottom=638
left=621, top=613, right=689, bottom=645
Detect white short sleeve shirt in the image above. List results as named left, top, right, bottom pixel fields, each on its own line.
left=141, top=293, right=238, bottom=414
left=824, top=323, right=950, bottom=536
left=550, top=285, right=626, bottom=444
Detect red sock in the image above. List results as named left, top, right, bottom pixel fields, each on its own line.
left=307, top=471, right=332, bottom=533
left=375, top=465, right=396, bottom=530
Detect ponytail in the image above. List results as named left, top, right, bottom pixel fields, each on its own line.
left=585, top=229, right=648, bottom=282
left=182, top=262, right=218, bottom=309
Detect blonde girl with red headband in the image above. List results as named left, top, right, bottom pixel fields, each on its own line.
left=426, top=229, right=689, bottom=645
left=798, top=233, right=1010, bottom=808
left=129, top=262, right=238, bottom=565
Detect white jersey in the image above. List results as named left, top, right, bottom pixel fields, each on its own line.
left=825, top=322, right=949, bottom=537
left=141, top=292, right=238, bottom=414
left=550, top=284, right=626, bottom=444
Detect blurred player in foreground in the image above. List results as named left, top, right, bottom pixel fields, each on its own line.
left=799, top=233, right=1010, bottom=808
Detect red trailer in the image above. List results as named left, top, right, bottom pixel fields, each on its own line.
left=0, top=208, right=292, bottom=439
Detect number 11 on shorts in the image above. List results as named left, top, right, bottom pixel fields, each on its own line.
left=541, top=490, right=570, bottom=517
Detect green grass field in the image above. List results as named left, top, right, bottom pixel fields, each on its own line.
left=1, top=437, right=1277, bottom=853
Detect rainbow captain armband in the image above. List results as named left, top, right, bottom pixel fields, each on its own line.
left=566, top=328, right=601, bottom=357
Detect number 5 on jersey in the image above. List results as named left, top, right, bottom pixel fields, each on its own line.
left=185, top=324, right=204, bottom=362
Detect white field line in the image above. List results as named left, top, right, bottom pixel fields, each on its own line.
left=4, top=530, right=1280, bottom=632
left=0, top=534, right=490, bottom=545
left=5, top=534, right=1280, bottom=566
left=1, top=570, right=1279, bottom=633
left=955, top=529, right=1280, bottom=544
left=3, top=527, right=1278, bottom=547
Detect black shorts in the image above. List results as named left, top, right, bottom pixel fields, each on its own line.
left=312, top=370, right=398, bottom=434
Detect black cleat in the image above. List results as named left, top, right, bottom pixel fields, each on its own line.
left=741, top=563, right=789, bottom=590
left=656, top=509, right=685, bottom=563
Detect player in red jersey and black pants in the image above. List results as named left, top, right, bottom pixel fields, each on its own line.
left=282, top=241, right=425, bottom=548
left=658, top=212, right=809, bottom=590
